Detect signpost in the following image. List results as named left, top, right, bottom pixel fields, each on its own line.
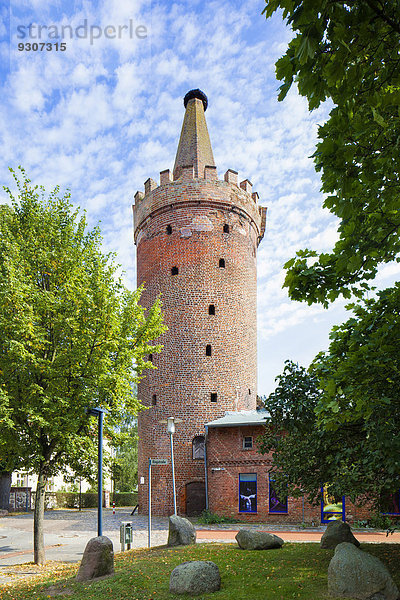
left=148, top=458, right=169, bottom=548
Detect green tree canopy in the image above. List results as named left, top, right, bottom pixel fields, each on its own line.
left=0, top=168, right=166, bottom=562
left=258, top=358, right=400, bottom=511
left=260, top=0, right=400, bottom=515
left=263, top=0, right=400, bottom=305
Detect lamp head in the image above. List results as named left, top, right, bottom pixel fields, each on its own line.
left=167, top=416, right=176, bottom=435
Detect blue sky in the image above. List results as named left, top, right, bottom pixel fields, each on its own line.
left=1, top=0, right=398, bottom=396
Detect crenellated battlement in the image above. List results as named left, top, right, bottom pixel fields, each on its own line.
left=133, top=167, right=267, bottom=247
left=134, top=167, right=261, bottom=206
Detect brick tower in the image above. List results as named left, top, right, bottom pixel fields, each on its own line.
left=133, top=89, right=267, bottom=516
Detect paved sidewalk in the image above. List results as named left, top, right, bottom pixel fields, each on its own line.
left=197, top=528, right=400, bottom=544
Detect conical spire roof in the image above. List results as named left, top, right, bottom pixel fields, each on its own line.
left=173, top=89, right=215, bottom=180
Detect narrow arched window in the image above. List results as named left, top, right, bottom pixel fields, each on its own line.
left=152, top=394, right=157, bottom=406
left=166, top=225, right=172, bottom=235
left=192, top=435, right=205, bottom=459
left=208, top=304, right=215, bottom=315
left=149, top=354, right=153, bottom=362
left=206, top=344, right=212, bottom=356
left=219, top=258, right=225, bottom=268
left=223, top=224, right=229, bottom=233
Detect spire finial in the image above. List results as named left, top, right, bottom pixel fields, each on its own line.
left=183, top=89, right=208, bottom=111
left=173, top=89, right=215, bottom=180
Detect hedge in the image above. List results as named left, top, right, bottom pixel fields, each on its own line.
left=113, top=492, right=137, bottom=507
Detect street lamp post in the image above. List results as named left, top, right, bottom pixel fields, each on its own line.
left=87, top=407, right=106, bottom=537
left=167, top=417, right=177, bottom=516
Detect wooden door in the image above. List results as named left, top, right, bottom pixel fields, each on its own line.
left=186, top=481, right=206, bottom=516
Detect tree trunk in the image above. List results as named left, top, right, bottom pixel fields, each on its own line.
left=0, top=471, right=12, bottom=511
left=34, top=468, right=47, bottom=565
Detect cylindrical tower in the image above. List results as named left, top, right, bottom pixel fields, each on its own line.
left=133, top=90, right=267, bottom=516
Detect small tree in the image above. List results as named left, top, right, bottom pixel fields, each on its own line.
left=111, top=415, right=138, bottom=493
left=0, top=168, right=166, bottom=563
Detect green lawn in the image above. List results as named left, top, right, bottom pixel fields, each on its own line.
left=1, top=543, right=399, bottom=600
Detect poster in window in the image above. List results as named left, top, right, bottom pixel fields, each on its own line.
left=239, top=474, right=257, bottom=512
left=269, top=476, right=288, bottom=513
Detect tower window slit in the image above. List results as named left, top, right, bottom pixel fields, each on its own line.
left=166, top=225, right=172, bottom=235
left=208, top=304, right=215, bottom=315
left=152, top=394, right=157, bottom=406
left=206, top=344, right=212, bottom=356
left=219, top=258, right=225, bottom=268
left=223, top=224, right=230, bottom=233
left=210, top=393, right=217, bottom=402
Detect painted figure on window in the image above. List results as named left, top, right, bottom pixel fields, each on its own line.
left=239, top=474, right=257, bottom=512
left=269, top=474, right=288, bottom=513
left=322, top=485, right=343, bottom=521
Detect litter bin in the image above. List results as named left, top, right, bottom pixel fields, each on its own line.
left=120, top=521, right=133, bottom=551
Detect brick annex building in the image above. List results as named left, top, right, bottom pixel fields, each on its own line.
left=133, top=90, right=399, bottom=525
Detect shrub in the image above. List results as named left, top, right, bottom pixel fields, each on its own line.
left=197, top=509, right=238, bottom=524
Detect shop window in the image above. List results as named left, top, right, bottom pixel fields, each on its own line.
left=208, top=304, right=215, bottom=315
left=269, top=474, right=288, bottom=513
left=206, top=344, right=212, bottom=356
left=192, top=436, right=205, bottom=460
left=171, top=266, right=179, bottom=275
left=243, top=436, right=253, bottom=449
left=380, top=490, right=400, bottom=515
left=219, top=258, right=225, bottom=268
left=239, top=473, right=257, bottom=513
left=210, top=393, right=217, bottom=402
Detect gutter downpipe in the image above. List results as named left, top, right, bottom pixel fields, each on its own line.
left=204, top=425, right=209, bottom=510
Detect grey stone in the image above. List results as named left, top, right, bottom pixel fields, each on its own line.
left=167, top=515, right=196, bottom=546
left=321, top=520, right=360, bottom=549
left=76, top=536, right=114, bottom=582
left=169, top=560, right=221, bottom=595
left=235, top=529, right=284, bottom=550
left=328, top=542, right=399, bottom=600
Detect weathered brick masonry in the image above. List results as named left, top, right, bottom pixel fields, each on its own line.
left=133, top=90, right=266, bottom=515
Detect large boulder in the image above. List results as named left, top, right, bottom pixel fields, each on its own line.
left=167, top=515, right=196, bottom=546
left=76, top=536, right=114, bottom=582
left=328, top=542, right=399, bottom=600
left=169, top=561, right=221, bottom=595
left=235, top=529, right=284, bottom=550
left=321, top=520, right=360, bottom=549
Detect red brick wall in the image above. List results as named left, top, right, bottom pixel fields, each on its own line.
left=133, top=173, right=265, bottom=515
left=206, top=425, right=394, bottom=524
left=207, top=424, right=320, bottom=523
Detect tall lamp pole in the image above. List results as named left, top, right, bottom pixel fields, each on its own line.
left=87, top=408, right=106, bottom=537
left=167, top=417, right=177, bottom=516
